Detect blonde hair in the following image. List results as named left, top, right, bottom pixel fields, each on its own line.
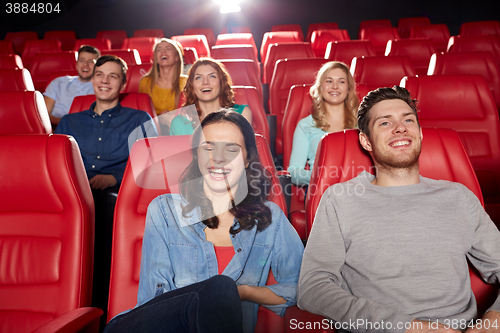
left=309, top=61, right=359, bottom=131
left=144, top=38, right=184, bottom=107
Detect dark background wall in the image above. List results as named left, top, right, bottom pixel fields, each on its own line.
left=1, top=0, right=498, bottom=49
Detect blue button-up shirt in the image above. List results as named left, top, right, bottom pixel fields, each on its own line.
left=55, top=102, right=157, bottom=185
left=43, top=76, right=95, bottom=118
left=136, top=193, right=304, bottom=333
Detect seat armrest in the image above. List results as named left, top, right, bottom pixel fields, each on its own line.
left=277, top=170, right=291, bottom=215
left=266, top=114, right=277, bottom=158
left=32, top=307, right=103, bottom=333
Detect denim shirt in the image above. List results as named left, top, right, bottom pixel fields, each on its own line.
left=137, top=193, right=304, bottom=333
left=55, top=102, right=157, bottom=185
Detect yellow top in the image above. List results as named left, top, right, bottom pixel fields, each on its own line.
left=138, top=75, right=188, bottom=115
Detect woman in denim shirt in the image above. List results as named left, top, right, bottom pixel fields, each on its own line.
left=105, top=110, right=304, bottom=333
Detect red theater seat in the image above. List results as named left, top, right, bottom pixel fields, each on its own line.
left=261, top=31, right=302, bottom=65
left=133, top=29, right=164, bottom=38
left=96, top=30, right=128, bottom=49
left=447, top=34, right=500, bottom=69
left=0, top=91, right=51, bottom=134
left=358, top=19, right=393, bottom=39
left=459, top=20, right=500, bottom=36
left=218, top=59, right=263, bottom=102
left=232, top=85, right=270, bottom=143
left=215, top=33, right=258, bottom=61
left=359, top=27, right=400, bottom=55
left=350, top=55, right=416, bottom=94
left=305, top=128, right=497, bottom=315
left=269, top=58, right=328, bottom=155
left=410, top=24, right=451, bottom=53
left=271, top=24, right=305, bottom=41
left=282, top=84, right=314, bottom=240
left=43, top=30, right=77, bottom=51
left=184, top=28, right=216, bottom=47
left=0, top=54, right=24, bottom=69
left=0, top=41, right=15, bottom=55
left=121, top=37, right=158, bottom=64
left=263, top=42, right=314, bottom=84
left=397, top=17, right=431, bottom=39
left=428, top=51, right=500, bottom=110
left=21, top=39, right=61, bottom=69
left=385, top=38, right=436, bottom=75
left=0, top=68, right=35, bottom=91
left=101, top=49, right=142, bottom=66
left=401, top=74, right=500, bottom=227
left=122, top=63, right=153, bottom=93
left=30, top=51, right=77, bottom=92
left=73, top=38, right=112, bottom=51
left=4, top=31, right=38, bottom=55
left=171, top=35, right=210, bottom=58
left=306, top=22, right=339, bottom=42
left=211, top=44, right=260, bottom=77
left=183, top=47, right=198, bottom=65
left=0, top=133, right=102, bottom=332
left=325, top=40, right=376, bottom=66
left=310, top=29, right=351, bottom=58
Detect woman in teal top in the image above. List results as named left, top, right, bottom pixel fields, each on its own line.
left=288, top=61, right=359, bottom=186
left=170, top=58, right=252, bottom=135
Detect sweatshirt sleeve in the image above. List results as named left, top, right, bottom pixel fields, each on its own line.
left=288, top=120, right=312, bottom=186
left=297, top=188, right=414, bottom=333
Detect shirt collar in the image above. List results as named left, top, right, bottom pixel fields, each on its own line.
left=89, top=101, right=123, bottom=116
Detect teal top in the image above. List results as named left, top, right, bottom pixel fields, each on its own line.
left=170, top=104, right=247, bottom=136
left=287, top=115, right=328, bottom=186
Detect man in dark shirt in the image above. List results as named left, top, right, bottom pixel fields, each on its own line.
left=55, top=55, right=157, bottom=328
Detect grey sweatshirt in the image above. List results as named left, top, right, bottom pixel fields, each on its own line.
left=298, top=171, right=500, bottom=333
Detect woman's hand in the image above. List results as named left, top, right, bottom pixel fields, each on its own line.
left=237, top=284, right=286, bottom=306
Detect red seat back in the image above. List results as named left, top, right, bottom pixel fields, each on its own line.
left=218, top=59, right=262, bottom=102
left=184, top=28, right=216, bottom=47
left=215, top=33, right=258, bottom=61
left=385, top=38, right=436, bottom=75
left=306, top=22, right=339, bottom=42
left=30, top=51, right=77, bottom=92
left=96, top=30, right=128, bottom=50
left=310, top=29, right=350, bottom=57
left=397, top=17, right=431, bottom=39
left=269, top=58, right=327, bottom=155
left=401, top=74, right=500, bottom=225
left=101, top=49, right=142, bottom=66
left=182, top=47, right=199, bottom=65
left=121, top=37, right=158, bottom=64
left=171, top=35, right=210, bottom=58
left=351, top=55, right=416, bottom=92
left=5, top=31, right=38, bottom=55
left=359, top=27, right=400, bottom=55
left=0, top=91, right=51, bottom=134
left=0, top=68, right=35, bottom=91
left=325, top=40, right=376, bottom=66
left=232, top=86, right=270, bottom=143
left=0, top=133, right=95, bottom=332
left=21, top=39, right=61, bottom=69
left=43, top=30, right=77, bottom=51
left=447, top=34, right=500, bottom=69
left=73, top=38, right=112, bottom=51
left=305, top=127, right=496, bottom=314
left=0, top=41, right=15, bottom=55
left=263, top=42, right=314, bottom=84
left=210, top=44, right=259, bottom=78
left=107, top=134, right=286, bottom=321
left=459, top=20, right=500, bottom=36
left=0, top=54, right=24, bottom=69
left=133, top=29, right=164, bottom=38
left=260, top=31, right=302, bottom=65
left=358, top=19, right=393, bottom=39
left=271, top=24, right=305, bottom=41
left=428, top=51, right=500, bottom=109
left=410, top=24, right=451, bottom=53
left=122, top=63, right=153, bottom=93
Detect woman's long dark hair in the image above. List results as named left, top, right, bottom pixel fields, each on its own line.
left=179, top=109, right=272, bottom=233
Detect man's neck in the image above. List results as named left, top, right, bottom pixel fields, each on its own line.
left=78, top=76, right=91, bottom=83
left=94, top=100, right=119, bottom=116
left=371, top=163, right=420, bottom=187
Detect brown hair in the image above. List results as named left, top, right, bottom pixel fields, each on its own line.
left=309, top=61, right=358, bottom=131
left=183, top=58, right=235, bottom=120
left=92, top=55, right=127, bottom=84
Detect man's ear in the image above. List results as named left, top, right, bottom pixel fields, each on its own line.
left=359, top=132, right=372, bottom=152
left=120, top=82, right=126, bottom=92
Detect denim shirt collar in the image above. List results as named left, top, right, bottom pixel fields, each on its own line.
left=88, top=101, right=123, bottom=117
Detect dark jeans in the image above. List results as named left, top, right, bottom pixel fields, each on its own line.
left=104, top=275, right=244, bottom=333
left=91, top=184, right=120, bottom=332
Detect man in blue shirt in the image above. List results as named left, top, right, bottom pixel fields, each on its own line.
left=43, top=45, right=100, bottom=128
left=55, top=55, right=157, bottom=328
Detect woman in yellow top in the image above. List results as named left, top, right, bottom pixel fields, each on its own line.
left=139, top=38, right=188, bottom=130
